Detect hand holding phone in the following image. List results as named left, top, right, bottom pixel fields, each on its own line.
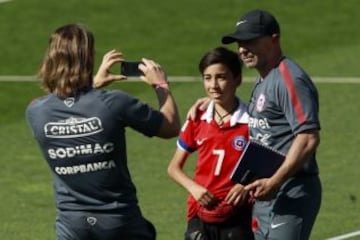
left=121, top=61, right=143, bottom=76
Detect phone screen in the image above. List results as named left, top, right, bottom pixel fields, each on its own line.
left=121, top=61, right=143, bottom=76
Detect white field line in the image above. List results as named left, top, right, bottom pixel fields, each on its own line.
left=326, top=230, right=360, bottom=240
left=0, top=76, right=359, bottom=83
left=0, top=0, right=12, bottom=3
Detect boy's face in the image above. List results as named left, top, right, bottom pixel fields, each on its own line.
left=202, top=63, right=239, bottom=105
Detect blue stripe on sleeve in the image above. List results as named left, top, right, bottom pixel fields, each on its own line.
left=177, top=138, right=196, bottom=153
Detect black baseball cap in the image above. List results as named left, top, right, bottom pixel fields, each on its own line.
left=222, top=9, right=280, bottom=44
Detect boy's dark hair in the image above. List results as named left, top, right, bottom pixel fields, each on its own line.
left=198, top=47, right=242, bottom=79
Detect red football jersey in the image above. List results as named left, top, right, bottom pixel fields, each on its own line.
left=177, top=100, right=249, bottom=220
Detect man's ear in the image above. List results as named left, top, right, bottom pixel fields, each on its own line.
left=271, top=33, right=280, bottom=43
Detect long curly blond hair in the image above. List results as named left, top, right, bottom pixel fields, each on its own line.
left=38, top=23, right=95, bottom=98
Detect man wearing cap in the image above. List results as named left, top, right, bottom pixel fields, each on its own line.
left=221, top=9, right=322, bottom=240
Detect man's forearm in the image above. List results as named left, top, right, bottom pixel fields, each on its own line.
left=269, top=130, right=320, bottom=187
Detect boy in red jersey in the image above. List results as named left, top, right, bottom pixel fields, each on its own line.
left=167, top=47, right=254, bottom=240
left=189, top=10, right=322, bottom=240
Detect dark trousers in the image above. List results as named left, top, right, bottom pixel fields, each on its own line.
left=56, top=210, right=156, bottom=240
left=185, top=209, right=254, bottom=240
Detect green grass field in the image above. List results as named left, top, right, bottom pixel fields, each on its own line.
left=0, top=0, right=360, bottom=77
left=0, top=81, right=359, bottom=240
left=0, top=0, right=360, bottom=239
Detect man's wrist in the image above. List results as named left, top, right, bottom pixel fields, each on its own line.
left=152, top=81, right=169, bottom=90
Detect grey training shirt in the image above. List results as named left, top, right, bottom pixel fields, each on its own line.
left=26, top=87, right=163, bottom=213
left=248, top=57, right=320, bottom=174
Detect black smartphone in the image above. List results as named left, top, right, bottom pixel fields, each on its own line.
left=120, top=61, right=143, bottom=76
